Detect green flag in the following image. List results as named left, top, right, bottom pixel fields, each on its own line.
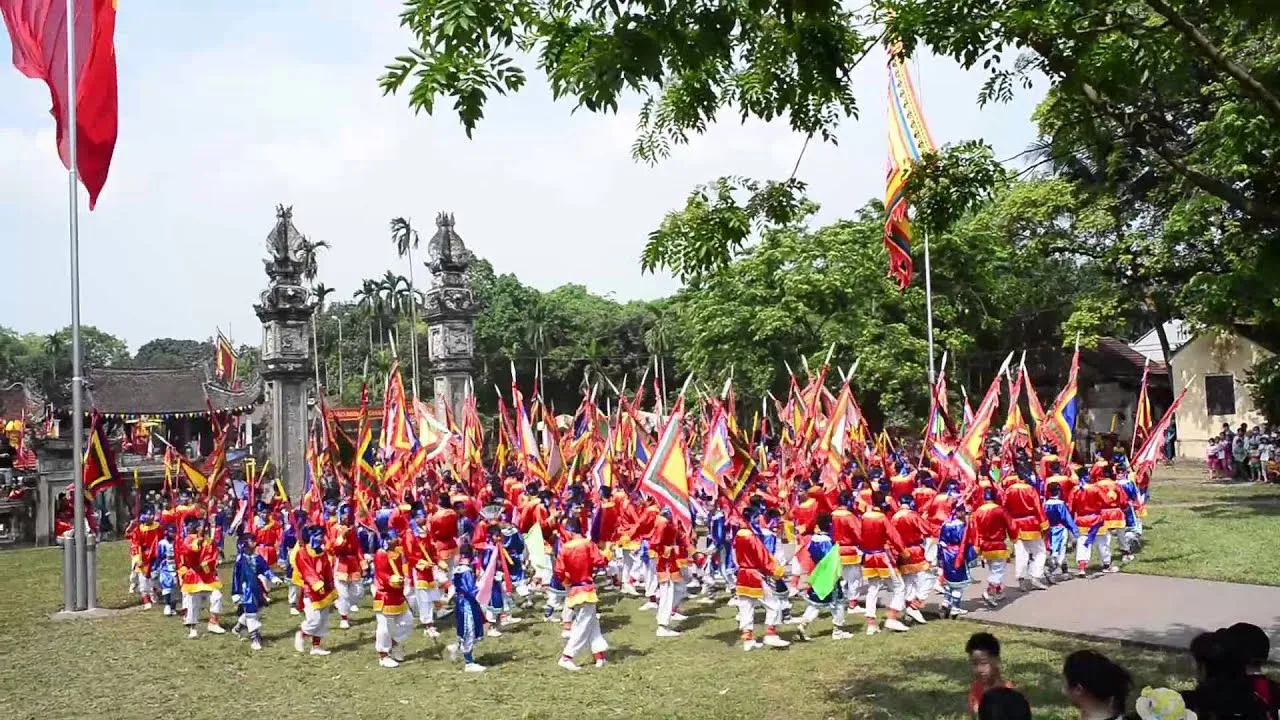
left=807, top=544, right=842, bottom=600
left=525, top=523, right=552, bottom=575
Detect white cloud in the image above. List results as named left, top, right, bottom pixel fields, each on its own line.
left=0, top=0, right=1044, bottom=351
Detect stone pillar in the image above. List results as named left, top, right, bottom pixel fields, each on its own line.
left=253, top=205, right=316, bottom=502
left=422, top=213, right=481, bottom=422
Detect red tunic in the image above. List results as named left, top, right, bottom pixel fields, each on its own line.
left=1070, top=483, right=1106, bottom=531
left=733, top=528, right=783, bottom=598
left=597, top=498, right=620, bottom=545
left=1003, top=481, right=1048, bottom=541
left=652, top=515, right=681, bottom=582
left=296, top=545, right=338, bottom=608
left=621, top=503, right=658, bottom=551
left=970, top=502, right=1014, bottom=561
left=254, top=519, right=282, bottom=567
left=429, top=508, right=459, bottom=558
left=1095, top=478, right=1127, bottom=530
left=372, top=548, right=410, bottom=615
left=858, top=510, right=906, bottom=579
left=178, top=535, right=221, bottom=594
left=405, top=530, right=439, bottom=588
left=890, top=507, right=930, bottom=574
left=328, top=523, right=363, bottom=583
left=912, top=486, right=939, bottom=528
left=556, top=535, right=608, bottom=608
left=130, top=522, right=161, bottom=577
left=791, top=497, right=821, bottom=537
left=890, top=474, right=916, bottom=504
left=830, top=508, right=863, bottom=566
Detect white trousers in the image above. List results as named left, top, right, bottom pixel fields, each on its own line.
left=643, top=558, right=658, bottom=597
left=137, top=574, right=152, bottom=598
left=237, top=611, right=262, bottom=633
left=1014, top=537, right=1048, bottom=580
left=561, top=603, right=608, bottom=659
left=375, top=610, right=414, bottom=652
left=799, top=600, right=847, bottom=627
left=902, top=570, right=932, bottom=605
left=184, top=590, right=223, bottom=625
left=736, top=588, right=783, bottom=632
left=335, top=580, right=363, bottom=616
left=842, top=565, right=864, bottom=604
left=924, top=538, right=939, bottom=567
left=864, top=573, right=905, bottom=617
left=1075, top=532, right=1112, bottom=567
left=656, top=580, right=676, bottom=626
left=987, top=559, right=1008, bottom=588
left=302, top=600, right=331, bottom=637
left=414, top=587, right=440, bottom=626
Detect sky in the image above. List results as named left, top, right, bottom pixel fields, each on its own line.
left=0, top=0, right=1045, bottom=352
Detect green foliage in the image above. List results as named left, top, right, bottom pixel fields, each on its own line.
left=0, top=325, right=130, bottom=404
left=133, top=338, right=213, bottom=368
left=1246, top=355, right=1280, bottom=426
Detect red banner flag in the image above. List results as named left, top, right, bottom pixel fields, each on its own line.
left=1, top=0, right=119, bottom=208
left=83, top=411, right=118, bottom=496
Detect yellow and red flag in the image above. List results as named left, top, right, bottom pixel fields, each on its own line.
left=214, top=331, right=238, bottom=385
left=83, top=411, right=118, bottom=496
left=884, top=42, right=936, bottom=290
left=640, top=395, right=691, bottom=527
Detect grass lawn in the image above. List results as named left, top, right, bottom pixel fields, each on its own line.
left=0, top=543, right=1197, bottom=720
left=1135, top=462, right=1280, bottom=586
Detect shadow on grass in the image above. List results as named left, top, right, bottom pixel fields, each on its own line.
left=599, top=612, right=632, bottom=632
left=1186, top=500, right=1280, bottom=518
left=611, top=644, right=650, bottom=662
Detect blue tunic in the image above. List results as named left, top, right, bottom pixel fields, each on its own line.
left=937, top=518, right=976, bottom=584
left=452, top=564, right=485, bottom=649
left=232, top=553, right=276, bottom=614
left=152, top=538, right=178, bottom=593
left=1044, top=499, right=1079, bottom=554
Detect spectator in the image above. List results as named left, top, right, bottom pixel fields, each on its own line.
left=1225, top=623, right=1280, bottom=715
left=977, top=687, right=1031, bottom=720
left=1233, top=424, right=1250, bottom=480
left=1062, top=649, right=1133, bottom=719
left=1183, top=629, right=1271, bottom=718
left=1163, top=421, right=1177, bottom=465
left=966, top=632, right=1014, bottom=715
left=0, top=434, right=14, bottom=484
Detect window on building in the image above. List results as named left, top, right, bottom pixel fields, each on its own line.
left=1204, top=374, right=1236, bottom=416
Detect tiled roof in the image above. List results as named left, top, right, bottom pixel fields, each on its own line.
left=1097, top=337, right=1168, bottom=375
left=84, top=366, right=262, bottom=416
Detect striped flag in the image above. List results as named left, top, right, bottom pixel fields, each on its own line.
left=883, top=42, right=935, bottom=289
left=639, top=396, right=692, bottom=527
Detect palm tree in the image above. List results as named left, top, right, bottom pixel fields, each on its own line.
left=524, top=299, right=552, bottom=397
left=644, top=310, right=672, bottom=401
left=354, top=279, right=385, bottom=347
left=312, top=282, right=335, bottom=313
left=581, top=338, right=607, bottom=391
left=297, top=236, right=330, bottom=284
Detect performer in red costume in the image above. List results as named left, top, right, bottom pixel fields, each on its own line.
left=556, top=518, right=610, bottom=671
left=373, top=530, right=413, bottom=668
left=859, top=493, right=908, bottom=635
left=733, top=506, right=790, bottom=651
left=179, top=518, right=226, bottom=638
left=971, top=487, right=1016, bottom=607
left=295, top=524, right=338, bottom=656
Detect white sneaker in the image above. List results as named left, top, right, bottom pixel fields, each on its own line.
left=206, top=623, right=226, bottom=635
left=638, top=601, right=658, bottom=611
left=390, top=644, right=405, bottom=662
left=187, top=628, right=199, bottom=639
left=486, top=627, right=503, bottom=638
left=560, top=629, right=571, bottom=639
left=446, top=643, right=459, bottom=663
left=379, top=656, right=400, bottom=669
left=163, top=606, right=174, bottom=616
left=865, top=624, right=879, bottom=636
left=670, top=612, right=688, bottom=622
left=982, top=591, right=1000, bottom=608
left=831, top=629, right=854, bottom=640
left=698, top=595, right=716, bottom=605
left=425, top=626, right=440, bottom=639
left=339, top=618, right=351, bottom=630
left=762, top=634, right=790, bottom=648
left=905, top=607, right=928, bottom=624
left=848, top=604, right=865, bottom=615
left=349, top=605, right=359, bottom=613
left=595, top=658, right=607, bottom=668
left=726, top=596, right=742, bottom=608
left=143, top=601, right=152, bottom=610
left=656, top=626, right=682, bottom=638
left=500, top=615, right=521, bottom=626
left=294, top=631, right=305, bottom=653
left=463, top=662, right=486, bottom=673
left=558, top=657, right=582, bottom=672
left=743, top=640, right=763, bottom=651
left=884, top=618, right=909, bottom=632
left=250, top=639, right=263, bottom=651
left=620, top=585, right=639, bottom=596
left=949, top=607, right=969, bottom=619
left=310, top=647, right=331, bottom=656
left=289, top=607, right=301, bottom=616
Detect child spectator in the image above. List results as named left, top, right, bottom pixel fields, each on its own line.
left=1226, top=622, right=1280, bottom=715
left=1062, top=649, right=1133, bottom=719
left=977, top=687, right=1031, bottom=720
left=966, top=632, right=1013, bottom=715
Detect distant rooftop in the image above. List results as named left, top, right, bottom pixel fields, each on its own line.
left=81, top=365, right=262, bottom=417
left=1128, top=320, right=1192, bottom=363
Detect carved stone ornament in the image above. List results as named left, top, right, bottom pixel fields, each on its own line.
left=425, top=212, right=473, bottom=275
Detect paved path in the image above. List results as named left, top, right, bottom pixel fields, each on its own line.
left=950, top=571, right=1280, bottom=661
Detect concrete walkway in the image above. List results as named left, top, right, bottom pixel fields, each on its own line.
left=953, top=571, right=1280, bottom=661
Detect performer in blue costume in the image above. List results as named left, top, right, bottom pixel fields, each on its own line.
left=231, top=534, right=279, bottom=650
left=152, top=523, right=180, bottom=616
left=281, top=511, right=301, bottom=616
left=446, top=543, right=488, bottom=672
left=1043, top=480, right=1080, bottom=582
left=795, top=514, right=851, bottom=641
left=937, top=506, right=977, bottom=619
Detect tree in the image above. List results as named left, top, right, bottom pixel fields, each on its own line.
left=312, top=283, right=336, bottom=313
left=297, top=237, right=330, bottom=284
left=133, top=338, right=214, bottom=368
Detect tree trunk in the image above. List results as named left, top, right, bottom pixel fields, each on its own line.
left=1155, top=319, right=1175, bottom=377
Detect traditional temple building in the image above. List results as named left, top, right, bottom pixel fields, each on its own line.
left=29, top=364, right=263, bottom=545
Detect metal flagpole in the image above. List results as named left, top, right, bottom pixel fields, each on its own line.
left=66, top=0, right=90, bottom=611
left=406, top=237, right=421, bottom=399
left=924, top=230, right=936, bottom=386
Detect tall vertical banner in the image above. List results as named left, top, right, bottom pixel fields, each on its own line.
left=1, top=0, right=119, bottom=208
left=884, top=44, right=935, bottom=290
left=214, top=331, right=238, bottom=385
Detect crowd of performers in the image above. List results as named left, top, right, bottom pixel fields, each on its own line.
left=119, top=350, right=1178, bottom=672
left=121, top=440, right=1156, bottom=671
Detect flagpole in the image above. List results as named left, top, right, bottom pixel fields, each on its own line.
left=924, top=230, right=936, bottom=386
left=65, top=0, right=90, bottom=611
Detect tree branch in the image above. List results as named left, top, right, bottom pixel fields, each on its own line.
left=1142, top=0, right=1280, bottom=125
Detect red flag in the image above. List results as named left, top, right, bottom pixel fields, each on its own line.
left=83, top=411, right=118, bottom=496
left=1, top=0, right=119, bottom=208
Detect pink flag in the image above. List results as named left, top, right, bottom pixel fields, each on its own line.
left=474, top=545, right=499, bottom=609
